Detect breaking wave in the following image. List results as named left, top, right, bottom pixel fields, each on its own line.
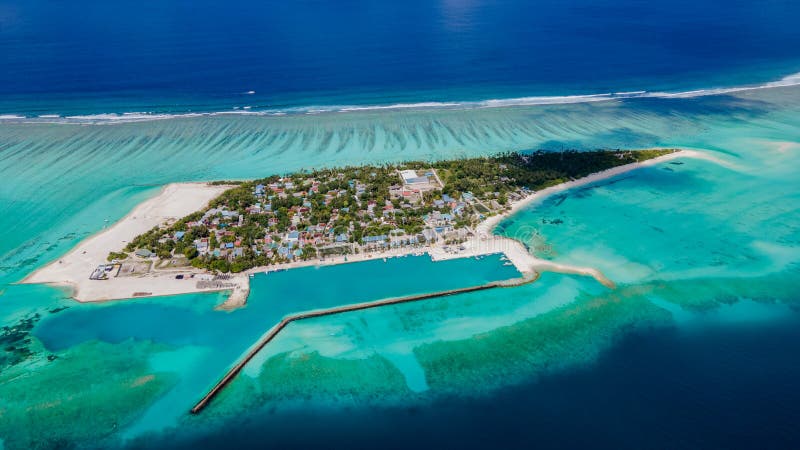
left=2, top=72, right=799, bottom=125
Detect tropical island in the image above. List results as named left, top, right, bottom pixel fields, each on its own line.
left=23, top=148, right=700, bottom=307
left=118, top=149, right=674, bottom=270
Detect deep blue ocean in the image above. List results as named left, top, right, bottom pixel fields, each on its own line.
left=1, top=0, right=800, bottom=116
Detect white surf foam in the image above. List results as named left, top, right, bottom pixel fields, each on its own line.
left=3, top=71, right=799, bottom=124
left=338, top=101, right=462, bottom=112
left=646, top=71, right=800, bottom=99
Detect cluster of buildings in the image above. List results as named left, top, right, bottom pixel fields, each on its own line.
left=147, top=167, right=504, bottom=265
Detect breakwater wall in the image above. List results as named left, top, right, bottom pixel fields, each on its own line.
left=190, top=273, right=536, bottom=414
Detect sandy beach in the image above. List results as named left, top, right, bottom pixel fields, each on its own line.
left=21, top=182, right=248, bottom=303
left=468, top=149, right=736, bottom=286
left=477, top=149, right=714, bottom=236
left=22, top=149, right=721, bottom=306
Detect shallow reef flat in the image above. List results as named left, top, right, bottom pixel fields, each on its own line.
left=189, top=274, right=664, bottom=410
left=500, top=139, right=800, bottom=312
left=181, top=266, right=800, bottom=427
left=0, top=339, right=177, bottom=449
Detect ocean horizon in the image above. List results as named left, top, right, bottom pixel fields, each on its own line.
left=2, top=0, right=800, bottom=119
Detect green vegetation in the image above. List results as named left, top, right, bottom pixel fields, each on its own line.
left=208, top=180, right=245, bottom=186
left=113, top=149, right=676, bottom=272
left=106, top=251, right=127, bottom=262
left=435, top=148, right=676, bottom=197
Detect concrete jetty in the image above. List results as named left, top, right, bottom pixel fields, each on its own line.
left=190, top=273, right=536, bottom=414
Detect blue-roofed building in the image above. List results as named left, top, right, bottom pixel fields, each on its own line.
left=293, top=249, right=303, bottom=258
left=440, top=213, right=453, bottom=221
left=336, top=233, right=349, bottom=243
left=255, top=184, right=265, bottom=195
left=442, top=194, right=453, bottom=202
left=225, top=242, right=234, bottom=249
left=362, top=235, right=387, bottom=244
left=174, top=231, right=185, bottom=240
left=461, top=192, right=475, bottom=202
left=287, top=231, right=300, bottom=242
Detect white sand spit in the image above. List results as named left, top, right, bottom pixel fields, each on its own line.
left=21, top=183, right=247, bottom=302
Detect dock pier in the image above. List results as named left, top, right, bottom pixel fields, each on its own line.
left=190, top=274, right=536, bottom=414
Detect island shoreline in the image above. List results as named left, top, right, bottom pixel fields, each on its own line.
left=21, top=149, right=715, bottom=306
left=20, top=182, right=238, bottom=302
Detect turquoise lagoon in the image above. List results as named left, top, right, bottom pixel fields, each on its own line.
left=1, top=85, right=800, bottom=448
left=1, top=255, right=516, bottom=447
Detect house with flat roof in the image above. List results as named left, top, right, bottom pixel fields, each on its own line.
left=399, top=168, right=440, bottom=193
left=362, top=234, right=388, bottom=244
left=422, top=228, right=437, bottom=242
left=399, top=169, right=430, bottom=185
left=135, top=248, right=153, bottom=258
